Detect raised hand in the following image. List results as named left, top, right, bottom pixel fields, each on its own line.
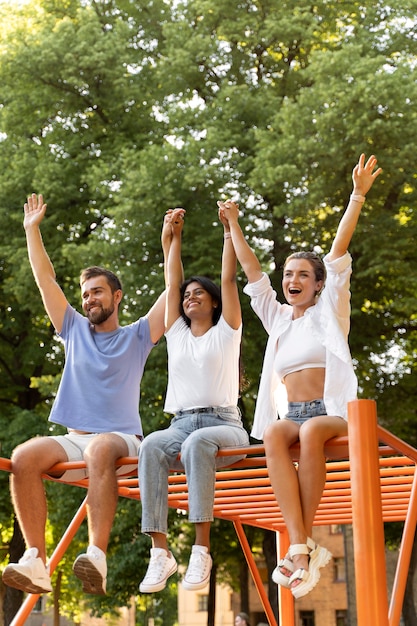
left=352, top=154, right=382, bottom=196
left=23, top=193, right=47, bottom=230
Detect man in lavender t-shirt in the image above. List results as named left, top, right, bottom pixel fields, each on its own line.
left=2, top=194, right=168, bottom=597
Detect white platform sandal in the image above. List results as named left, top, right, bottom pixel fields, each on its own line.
left=272, top=555, right=294, bottom=587
left=272, top=537, right=316, bottom=588
left=289, top=540, right=332, bottom=599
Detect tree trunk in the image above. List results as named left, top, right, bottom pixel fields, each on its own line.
left=53, top=569, right=62, bottom=626
left=238, top=557, right=250, bottom=615
left=262, top=529, right=279, bottom=624
left=207, top=561, right=217, bottom=626
left=3, top=518, right=25, bottom=626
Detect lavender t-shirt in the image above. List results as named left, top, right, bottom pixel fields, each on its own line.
left=48, top=305, right=154, bottom=435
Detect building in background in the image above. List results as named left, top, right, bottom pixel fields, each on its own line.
left=177, top=525, right=348, bottom=626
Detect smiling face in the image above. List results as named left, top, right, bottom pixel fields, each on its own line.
left=182, top=280, right=218, bottom=321
left=81, top=276, right=122, bottom=326
left=179, top=276, right=221, bottom=327
left=282, top=257, right=324, bottom=312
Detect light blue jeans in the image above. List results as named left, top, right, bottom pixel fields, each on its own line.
left=139, top=407, right=249, bottom=534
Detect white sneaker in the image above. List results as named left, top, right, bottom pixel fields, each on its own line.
left=182, top=545, right=212, bottom=590
left=73, top=545, right=107, bottom=595
left=139, top=548, right=177, bottom=593
left=2, top=547, right=52, bottom=594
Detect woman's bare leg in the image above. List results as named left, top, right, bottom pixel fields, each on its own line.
left=264, top=420, right=306, bottom=571
left=297, top=416, right=348, bottom=533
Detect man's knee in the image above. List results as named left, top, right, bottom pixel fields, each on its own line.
left=11, top=438, right=56, bottom=475
left=11, top=444, right=31, bottom=474
left=85, top=433, right=127, bottom=458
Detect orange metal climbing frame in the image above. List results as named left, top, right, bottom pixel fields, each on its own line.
left=1, top=399, right=416, bottom=626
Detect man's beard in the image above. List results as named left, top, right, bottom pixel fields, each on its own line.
left=87, top=304, right=114, bottom=326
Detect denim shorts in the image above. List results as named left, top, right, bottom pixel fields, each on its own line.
left=285, top=399, right=327, bottom=424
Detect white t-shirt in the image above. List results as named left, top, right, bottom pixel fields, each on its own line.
left=164, top=315, right=242, bottom=414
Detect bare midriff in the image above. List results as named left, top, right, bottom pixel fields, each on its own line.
left=283, top=367, right=326, bottom=403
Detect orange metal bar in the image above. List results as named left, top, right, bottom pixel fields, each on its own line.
left=1, top=410, right=416, bottom=626
left=389, top=466, right=417, bottom=626
left=0, top=458, right=12, bottom=472
left=233, top=520, right=278, bottom=626
left=10, top=498, right=88, bottom=626
left=277, top=530, right=294, bottom=626
left=377, top=426, right=417, bottom=462
left=348, top=399, right=389, bottom=626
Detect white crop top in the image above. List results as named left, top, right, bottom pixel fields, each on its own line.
left=274, top=315, right=326, bottom=382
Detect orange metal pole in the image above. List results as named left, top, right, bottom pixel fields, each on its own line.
left=0, top=457, right=12, bottom=472
left=348, top=399, right=389, bottom=626
left=233, top=520, right=278, bottom=626
left=389, top=466, right=417, bottom=626
left=277, top=530, right=295, bottom=626
left=10, top=498, right=88, bottom=626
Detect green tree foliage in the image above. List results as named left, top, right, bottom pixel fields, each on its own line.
left=1, top=0, right=417, bottom=624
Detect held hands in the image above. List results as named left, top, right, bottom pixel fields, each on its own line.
left=352, top=154, right=382, bottom=197
left=217, top=200, right=240, bottom=228
left=23, top=193, right=47, bottom=230
left=161, top=207, right=185, bottom=246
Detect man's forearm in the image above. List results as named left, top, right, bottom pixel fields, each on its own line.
left=25, top=226, right=56, bottom=288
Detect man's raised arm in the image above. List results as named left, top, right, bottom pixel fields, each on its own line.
left=24, top=193, right=68, bottom=333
